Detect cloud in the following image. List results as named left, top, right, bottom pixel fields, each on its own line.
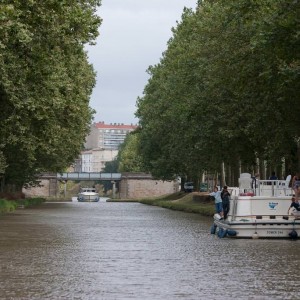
left=87, top=0, right=196, bottom=125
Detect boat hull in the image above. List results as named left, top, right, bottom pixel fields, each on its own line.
left=77, top=194, right=100, bottom=202
left=213, top=216, right=300, bottom=239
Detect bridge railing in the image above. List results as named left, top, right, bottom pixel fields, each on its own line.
left=56, top=172, right=122, bottom=181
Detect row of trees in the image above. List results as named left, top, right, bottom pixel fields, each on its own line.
left=119, top=0, right=299, bottom=186
left=0, top=1, right=101, bottom=191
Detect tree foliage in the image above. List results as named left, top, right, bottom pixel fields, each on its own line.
left=103, top=159, right=119, bottom=173
left=0, top=0, right=101, bottom=189
left=117, top=132, right=145, bottom=173
left=135, top=0, right=300, bottom=184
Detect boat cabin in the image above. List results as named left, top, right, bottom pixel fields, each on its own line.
left=227, top=173, right=293, bottom=222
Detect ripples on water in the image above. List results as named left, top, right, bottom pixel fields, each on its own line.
left=0, top=201, right=299, bottom=299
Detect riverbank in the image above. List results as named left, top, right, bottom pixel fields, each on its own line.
left=0, top=197, right=46, bottom=214
left=108, top=192, right=215, bottom=216
left=0, top=193, right=215, bottom=217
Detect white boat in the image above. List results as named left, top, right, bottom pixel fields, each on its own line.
left=211, top=173, right=300, bottom=239
left=77, top=187, right=100, bottom=202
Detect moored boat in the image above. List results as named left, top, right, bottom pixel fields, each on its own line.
left=77, top=187, right=100, bottom=202
left=211, top=173, right=300, bottom=239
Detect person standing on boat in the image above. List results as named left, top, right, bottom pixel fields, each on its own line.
left=292, top=173, right=300, bottom=200
left=210, top=186, right=223, bottom=219
left=269, top=171, right=278, bottom=180
left=266, top=171, right=278, bottom=186
left=251, top=173, right=260, bottom=189
left=221, top=186, right=230, bottom=219
left=287, top=197, right=300, bottom=214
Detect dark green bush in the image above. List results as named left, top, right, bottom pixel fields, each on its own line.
left=0, top=199, right=18, bottom=213
left=0, top=197, right=45, bottom=214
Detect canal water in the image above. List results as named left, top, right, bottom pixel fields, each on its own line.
left=0, top=201, right=299, bottom=300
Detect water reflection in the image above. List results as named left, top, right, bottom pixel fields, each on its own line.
left=0, top=202, right=299, bottom=299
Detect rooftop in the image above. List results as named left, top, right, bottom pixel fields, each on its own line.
left=93, top=121, right=138, bottom=130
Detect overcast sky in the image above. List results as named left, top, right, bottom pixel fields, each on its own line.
left=86, top=0, right=197, bottom=125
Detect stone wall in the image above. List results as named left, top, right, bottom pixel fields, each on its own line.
left=22, top=179, right=57, bottom=198
left=23, top=180, right=50, bottom=197
left=119, top=173, right=179, bottom=199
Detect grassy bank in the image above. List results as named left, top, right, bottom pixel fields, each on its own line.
left=139, top=192, right=215, bottom=216
left=109, top=192, right=215, bottom=216
left=0, top=197, right=46, bottom=214
left=107, top=199, right=139, bottom=203
left=0, top=193, right=214, bottom=216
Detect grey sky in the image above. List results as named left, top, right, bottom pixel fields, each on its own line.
left=86, top=0, right=197, bottom=125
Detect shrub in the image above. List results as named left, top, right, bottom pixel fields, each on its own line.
left=0, top=199, right=18, bottom=213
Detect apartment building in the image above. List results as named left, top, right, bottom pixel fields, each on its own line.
left=81, top=151, right=93, bottom=172
left=78, top=122, right=138, bottom=172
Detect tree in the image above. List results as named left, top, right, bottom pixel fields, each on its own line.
left=118, top=132, right=145, bottom=173
left=136, top=0, right=299, bottom=184
left=103, top=160, right=119, bottom=173
left=0, top=1, right=102, bottom=190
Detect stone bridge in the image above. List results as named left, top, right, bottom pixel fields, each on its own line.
left=23, top=172, right=179, bottom=199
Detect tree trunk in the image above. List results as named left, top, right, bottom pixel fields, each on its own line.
left=297, top=142, right=300, bottom=172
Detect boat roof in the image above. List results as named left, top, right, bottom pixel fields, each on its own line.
left=80, top=187, right=96, bottom=191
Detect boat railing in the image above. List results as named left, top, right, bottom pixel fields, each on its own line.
left=79, top=188, right=97, bottom=193
left=237, top=173, right=293, bottom=197
left=255, top=179, right=292, bottom=197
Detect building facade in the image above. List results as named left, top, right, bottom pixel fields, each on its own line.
left=85, top=122, right=138, bottom=150
left=81, top=151, right=93, bottom=172
left=76, top=122, right=137, bottom=172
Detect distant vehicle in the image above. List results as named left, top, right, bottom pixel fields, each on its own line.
left=184, top=182, right=194, bottom=193
left=78, top=187, right=100, bottom=202
left=199, top=182, right=208, bottom=192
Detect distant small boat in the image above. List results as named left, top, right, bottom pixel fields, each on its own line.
left=78, top=187, right=100, bottom=202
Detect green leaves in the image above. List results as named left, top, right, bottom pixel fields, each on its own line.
left=0, top=0, right=102, bottom=188
left=135, top=0, right=300, bottom=181
left=118, top=133, right=145, bottom=173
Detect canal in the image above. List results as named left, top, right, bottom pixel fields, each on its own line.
left=0, top=201, right=299, bottom=299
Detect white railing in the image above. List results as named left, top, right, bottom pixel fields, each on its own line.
left=256, top=180, right=292, bottom=197
left=237, top=173, right=293, bottom=197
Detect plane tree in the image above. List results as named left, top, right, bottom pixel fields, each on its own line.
left=135, top=0, right=300, bottom=184
left=117, top=132, right=145, bottom=173
left=0, top=1, right=101, bottom=190
left=205, top=0, right=300, bottom=171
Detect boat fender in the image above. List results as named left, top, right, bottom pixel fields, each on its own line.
left=217, top=228, right=227, bottom=238
left=289, top=230, right=298, bottom=240
left=214, top=213, right=222, bottom=220
left=252, top=232, right=259, bottom=239
left=227, top=230, right=237, bottom=237
left=210, top=223, right=217, bottom=234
